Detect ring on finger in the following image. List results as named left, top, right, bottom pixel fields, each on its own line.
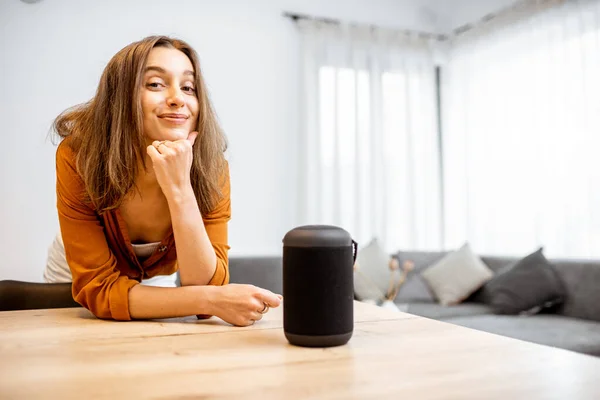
left=259, top=302, right=269, bottom=314
left=154, top=140, right=167, bottom=149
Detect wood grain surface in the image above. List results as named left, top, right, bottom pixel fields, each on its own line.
left=1, top=301, right=599, bottom=399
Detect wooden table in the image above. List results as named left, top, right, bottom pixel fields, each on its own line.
left=1, top=302, right=599, bottom=399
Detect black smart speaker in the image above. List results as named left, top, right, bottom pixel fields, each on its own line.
left=282, top=225, right=357, bottom=347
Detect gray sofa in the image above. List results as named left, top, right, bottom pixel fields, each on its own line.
left=228, top=253, right=600, bottom=357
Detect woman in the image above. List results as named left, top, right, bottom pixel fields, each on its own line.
left=44, top=35, right=281, bottom=324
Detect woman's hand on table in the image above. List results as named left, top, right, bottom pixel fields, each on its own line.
left=207, top=284, right=282, bottom=327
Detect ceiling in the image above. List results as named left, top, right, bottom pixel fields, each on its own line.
left=281, top=0, right=521, bottom=35
left=422, top=0, right=520, bottom=33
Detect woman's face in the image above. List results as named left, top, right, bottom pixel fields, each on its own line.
left=141, top=47, right=199, bottom=143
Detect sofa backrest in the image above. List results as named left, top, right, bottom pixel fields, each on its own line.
left=228, top=256, right=283, bottom=294
left=479, top=255, right=600, bottom=322
left=479, top=256, right=514, bottom=273
left=395, top=251, right=447, bottom=273
left=399, top=251, right=600, bottom=323
left=229, top=252, right=600, bottom=323
left=551, top=258, right=600, bottom=322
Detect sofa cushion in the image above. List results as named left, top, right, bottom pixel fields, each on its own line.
left=554, top=260, right=600, bottom=322
left=421, top=243, right=494, bottom=306
left=480, top=248, right=566, bottom=315
left=445, top=314, right=600, bottom=356
left=401, top=302, right=495, bottom=320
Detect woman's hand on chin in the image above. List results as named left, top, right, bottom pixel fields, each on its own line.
left=146, top=131, right=199, bottom=200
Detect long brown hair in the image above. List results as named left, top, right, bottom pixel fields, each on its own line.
left=53, top=36, right=228, bottom=215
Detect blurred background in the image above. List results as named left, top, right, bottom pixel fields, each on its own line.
left=1, top=0, right=598, bottom=282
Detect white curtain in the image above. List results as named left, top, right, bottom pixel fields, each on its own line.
left=297, top=20, right=442, bottom=252
left=442, top=0, right=600, bottom=259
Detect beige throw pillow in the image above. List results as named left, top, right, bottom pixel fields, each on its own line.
left=421, top=243, right=493, bottom=306
left=353, top=238, right=392, bottom=302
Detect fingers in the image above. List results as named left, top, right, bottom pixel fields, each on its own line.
left=151, top=140, right=178, bottom=156
left=250, top=311, right=263, bottom=322
left=256, top=289, right=283, bottom=308
left=151, top=140, right=165, bottom=149
left=238, top=296, right=271, bottom=327
left=146, top=145, right=161, bottom=161
left=233, top=312, right=262, bottom=327
left=218, top=284, right=283, bottom=327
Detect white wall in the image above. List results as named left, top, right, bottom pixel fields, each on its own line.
left=0, top=0, right=440, bottom=281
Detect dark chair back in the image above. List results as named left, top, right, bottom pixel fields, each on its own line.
left=0, top=280, right=80, bottom=311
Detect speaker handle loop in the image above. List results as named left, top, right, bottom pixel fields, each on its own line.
left=352, top=240, right=358, bottom=263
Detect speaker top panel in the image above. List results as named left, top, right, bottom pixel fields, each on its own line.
left=283, top=225, right=353, bottom=248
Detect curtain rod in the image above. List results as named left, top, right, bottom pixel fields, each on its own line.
left=284, top=0, right=568, bottom=42
left=283, top=11, right=449, bottom=42
left=450, top=0, right=566, bottom=37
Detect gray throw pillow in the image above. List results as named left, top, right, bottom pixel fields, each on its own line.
left=482, top=248, right=566, bottom=315
left=468, top=262, right=513, bottom=303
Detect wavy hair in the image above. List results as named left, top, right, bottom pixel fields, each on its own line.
left=53, top=36, right=227, bottom=215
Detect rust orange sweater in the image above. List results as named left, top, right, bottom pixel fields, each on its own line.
left=56, top=138, right=231, bottom=320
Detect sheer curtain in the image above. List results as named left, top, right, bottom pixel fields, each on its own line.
left=442, top=0, right=600, bottom=259
left=297, top=20, right=442, bottom=252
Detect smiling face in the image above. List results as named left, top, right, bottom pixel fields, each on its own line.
left=141, top=46, right=199, bottom=143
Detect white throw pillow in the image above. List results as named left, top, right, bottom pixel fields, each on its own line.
left=353, top=238, right=392, bottom=302
left=421, top=243, right=493, bottom=306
